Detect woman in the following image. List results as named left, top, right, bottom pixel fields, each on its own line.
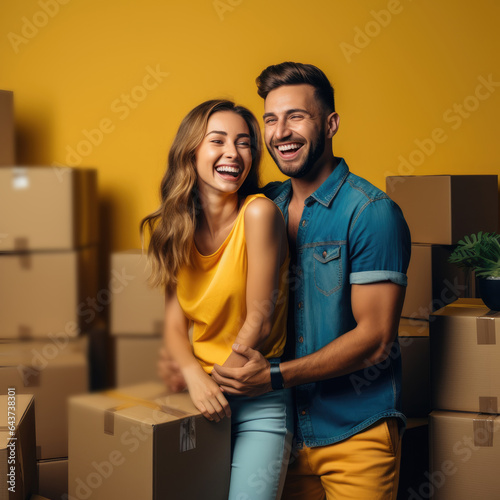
left=141, top=99, right=293, bottom=500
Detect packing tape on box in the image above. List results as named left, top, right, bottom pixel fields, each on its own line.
left=476, top=315, right=497, bottom=345
left=18, top=325, right=33, bottom=340
left=102, top=390, right=194, bottom=437
left=479, top=397, right=498, bottom=414
left=472, top=414, right=497, bottom=447
left=14, top=237, right=29, bottom=253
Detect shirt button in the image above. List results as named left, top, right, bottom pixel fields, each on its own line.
left=322, top=250, right=327, bottom=258
left=298, top=336, right=304, bottom=343
left=298, top=302, right=303, bottom=309
left=301, top=220, right=307, bottom=227
left=301, top=410, right=307, bottom=416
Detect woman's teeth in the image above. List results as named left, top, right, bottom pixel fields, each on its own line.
left=216, top=166, right=240, bottom=177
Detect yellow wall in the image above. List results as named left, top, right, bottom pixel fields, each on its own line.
left=1, top=0, right=499, bottom=252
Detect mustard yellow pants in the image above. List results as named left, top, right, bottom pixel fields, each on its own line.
left=282, top=418, right=402, bottom=500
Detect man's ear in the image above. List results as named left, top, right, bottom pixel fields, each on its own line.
left=326, top=112, right=340, bottom=139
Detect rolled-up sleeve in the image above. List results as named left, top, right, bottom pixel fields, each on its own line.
left=348, top=197, right=411, bottom=286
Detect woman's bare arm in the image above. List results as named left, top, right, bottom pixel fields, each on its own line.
left=222, top=197, right=288, bottom=368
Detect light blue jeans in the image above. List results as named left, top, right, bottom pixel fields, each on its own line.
left=227, top=388, right=294, bottom=500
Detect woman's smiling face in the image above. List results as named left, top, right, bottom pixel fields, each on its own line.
left=195, top=111, right=253, bottom=197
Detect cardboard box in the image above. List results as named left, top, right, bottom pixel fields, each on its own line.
left=69, top=382, right=230, bottom=500
left=110, top=250, right=164, bottom=336
left=115, top=335, right=163, bottom=387
left=0, top=246, right=98, bottom=339
left=0, top=394, right=37, bottom=500
left=402, top=243, right=474, bottom=319
left=398, top=318, right=430, bottom=418
left=37, top=458, right=68, bottom=500
left=386, top=175, right=498, bottom=244
left=429, top=410, right=500, bottom=500
left=0, top=91, right=15, bottom=166
left=430, top=299, right=500, bottom=413
left=0, top=166, right=98, bottom=251
left=0, top=337, right=89, bottom=459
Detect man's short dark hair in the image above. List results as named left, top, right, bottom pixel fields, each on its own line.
left=256, top=62, right=335, bottom=113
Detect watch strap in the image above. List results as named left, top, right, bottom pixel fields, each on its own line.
left=270, top=363, right=284, bottom=391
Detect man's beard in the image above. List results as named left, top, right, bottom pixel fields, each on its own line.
left=267, top=129, right=326, bottom=179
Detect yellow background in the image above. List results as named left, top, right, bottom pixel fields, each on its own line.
left=1, top=0, right=499, bottom=253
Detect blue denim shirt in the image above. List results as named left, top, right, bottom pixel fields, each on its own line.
left=263, top=158, right=411, bottom=447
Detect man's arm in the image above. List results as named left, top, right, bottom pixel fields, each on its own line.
left=211, top=281, right=405, bottom=396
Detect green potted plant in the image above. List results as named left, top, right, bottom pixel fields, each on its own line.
left=448, top=232, right=500, bottom=311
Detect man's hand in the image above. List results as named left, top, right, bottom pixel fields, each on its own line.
left=211, top=344, right=272, bottom=397
left=157, top=346, right=187, bottom=393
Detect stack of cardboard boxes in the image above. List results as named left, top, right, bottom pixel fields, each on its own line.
left=386, top=174, right=498, bottom=498
left=429, top=300, right=500, bottom=499
left=387, top=174, right=498, bottom=417
left=0, top=394, right=37, bottom=499
left=110, top=250, right=165, bottom=386
left=0, top=88, right=99, bottom=500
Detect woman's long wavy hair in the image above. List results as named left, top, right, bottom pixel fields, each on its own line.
left=140, top=99, right=262, bottom=291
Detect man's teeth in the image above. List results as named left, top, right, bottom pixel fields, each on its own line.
left=216, top=166, right=239, bottom=174
left=278, top=143, right=302, bottom=152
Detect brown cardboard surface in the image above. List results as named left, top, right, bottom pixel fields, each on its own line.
left=0, top=246, right=98, bottom=339
left=68, top=382, right=230, bottom=500
left=0, top=337, right=88, bottom=459
left=386, top=175, right=498, bottom=244
left=430, top=299, right=500, bottom=413
left=429, top=410, right=500, bottom=500
left=29, top=496, right=50, bottom=500
left=0, top=166, right=98, bottom=251
left=110, top=250, right=164, bottom=336
left=399, top=318, right=430, bottom=417
left=37, top=458, right=68, bottom=500
left=0, top=394, right=37, bottom=500
left=402, top=244, right=473, bottom=319
left=115, top=335, right=163, bottom=387
left=0, top=91, right=15, bottom=166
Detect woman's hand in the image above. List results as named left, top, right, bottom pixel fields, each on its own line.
left=183, top=364, right=231, bottom=422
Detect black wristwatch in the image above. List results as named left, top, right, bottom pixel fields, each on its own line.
left=270, top=363, right=284, bottom=391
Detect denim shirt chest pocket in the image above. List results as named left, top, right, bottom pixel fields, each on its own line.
left=312, top=245, right=342, bottom=296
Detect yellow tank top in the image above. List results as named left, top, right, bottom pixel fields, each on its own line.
left=176, top=194, right=289, bottom=373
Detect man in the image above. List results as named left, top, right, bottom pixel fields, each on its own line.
left=163, top=62, right=411, bottom=499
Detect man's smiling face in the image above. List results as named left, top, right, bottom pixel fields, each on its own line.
left=263, top=84, right=328, bottom=179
